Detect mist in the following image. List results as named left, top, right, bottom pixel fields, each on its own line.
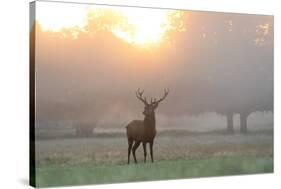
left=33, top=10, right=273, bottom=134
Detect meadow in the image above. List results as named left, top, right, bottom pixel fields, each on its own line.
left=35, top=130, right=273, bottom=187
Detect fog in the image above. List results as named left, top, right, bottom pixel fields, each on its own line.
left=33, top=10, right=273, bottom=132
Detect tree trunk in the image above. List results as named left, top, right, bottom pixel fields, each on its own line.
left=76, top=125, right=94, bottom=137
left=226, top=113, right=234, bottom=134
left=75, top=125, right=82, bottom=137
left=240, top=113, right=248, bottom=134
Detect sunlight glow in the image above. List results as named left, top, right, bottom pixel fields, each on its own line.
left=254, top=23, right=270, bottom=46
left=110, top=7, right=173, bottom=47
left=36, top=2, right=181, bottom=47
left=36, top=1, right=87, bottom=31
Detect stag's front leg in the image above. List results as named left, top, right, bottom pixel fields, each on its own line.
left=142, top=142, right=147, bottom=163
left=132, top=141, right=141, bottom=163
left=149, top=141, right=154, bottom=163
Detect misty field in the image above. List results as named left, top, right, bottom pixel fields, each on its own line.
left=35, top=130, right=273, bottom=187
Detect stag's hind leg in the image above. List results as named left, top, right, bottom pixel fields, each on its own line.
left=132, top=141, right=141, bottom=163
left=127, top=138, right=133, bottom=164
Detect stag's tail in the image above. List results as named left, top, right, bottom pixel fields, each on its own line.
left=125, top=124, right=130, bottom=143
left=126, top=122, right=135, bottom=145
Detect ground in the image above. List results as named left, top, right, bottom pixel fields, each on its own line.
left=34, top=130, right=273, bottom=187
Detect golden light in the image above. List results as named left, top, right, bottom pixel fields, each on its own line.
left=110, top=7, right=173, bottom=47
left=36, top=1, right=87, bottom=31
left=36, top=2, right=182, bottom=47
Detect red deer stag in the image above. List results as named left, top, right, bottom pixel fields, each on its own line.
left=126, top=89, right=169, bottom=164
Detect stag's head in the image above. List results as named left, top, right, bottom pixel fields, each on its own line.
left=136, top=88, right=169, bottom=116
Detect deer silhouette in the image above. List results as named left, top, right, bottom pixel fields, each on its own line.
left=126, top=88, right=169, bottom=164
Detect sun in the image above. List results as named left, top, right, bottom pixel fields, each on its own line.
left=110, top=7, right=173, bottom=47
left=36, top=2, right=182, bottom=47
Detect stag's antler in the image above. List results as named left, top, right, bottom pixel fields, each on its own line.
left=153, top=88, right=169, bottom=104
left=136, top=88, right=148, bottom=105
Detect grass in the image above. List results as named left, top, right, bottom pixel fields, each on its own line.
left=35, top=155, right=273, bottom=187
left=35, top=132, right=273, bottom=165
left=34, top=132, right=273, bottom=187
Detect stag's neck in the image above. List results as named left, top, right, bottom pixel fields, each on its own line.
left=143, top=113, right=156, bottom=130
